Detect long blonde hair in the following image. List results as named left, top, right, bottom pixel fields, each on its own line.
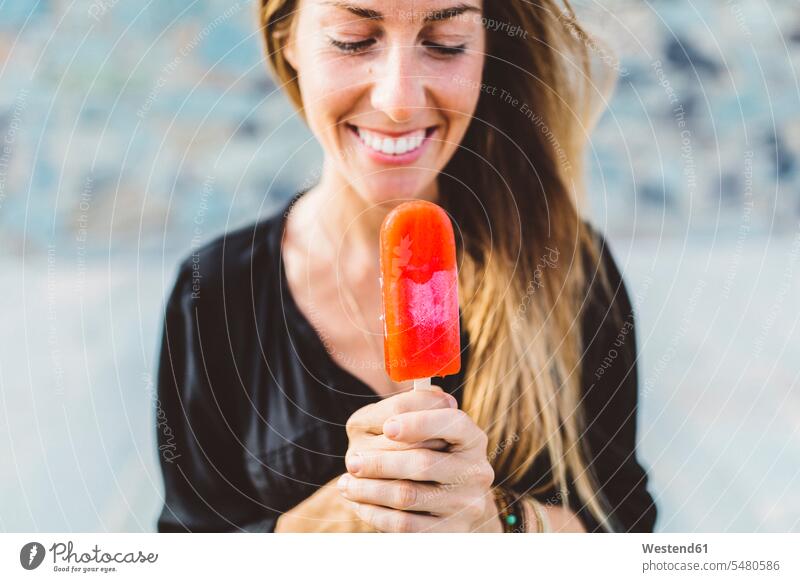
left=260, top=0, right=619, bottom=530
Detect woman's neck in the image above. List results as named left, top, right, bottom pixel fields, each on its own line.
left=313, top=180, right=385, bottom=251
left=304, top=162, right=440, bottom=270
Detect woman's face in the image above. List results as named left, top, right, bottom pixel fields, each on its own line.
left=285, top=0, right=486, bottom=204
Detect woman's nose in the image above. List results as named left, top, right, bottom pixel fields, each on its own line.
left=369, top=44, right=427, bottom=124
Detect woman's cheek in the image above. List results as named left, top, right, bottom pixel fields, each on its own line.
left=301, top=57, right=366, bottom=142
left=317, top=55, right=366, bottom=91
left=430, top=57, right=483, bottom=114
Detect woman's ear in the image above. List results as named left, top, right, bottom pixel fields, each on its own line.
left=281, top=26, right=298, bottom=71
left=283, top=38, right=297, bottom=70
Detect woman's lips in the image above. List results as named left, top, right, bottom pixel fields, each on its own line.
left=348, top=124, right=436, bottom=165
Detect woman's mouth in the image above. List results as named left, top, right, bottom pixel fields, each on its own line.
left=347, top=124, right=437, bottom=164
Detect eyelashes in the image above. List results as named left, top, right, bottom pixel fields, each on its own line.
left=329, top=38, right=377, bottom=54
left=423, top=41, right=467, bottom=56
left=327, top=37, right=466, bottom=57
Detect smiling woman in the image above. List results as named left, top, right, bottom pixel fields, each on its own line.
left=276, top=0, right=487, bottom=201
left=155, top=0, right=657, bottom=534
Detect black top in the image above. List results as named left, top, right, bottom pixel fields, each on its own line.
left=155, top=192, right=658, bottom=533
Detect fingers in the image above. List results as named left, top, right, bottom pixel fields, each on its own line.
left=352, top=434, right=452, bottom=455
left=382, top=408, right=488, bottom=453
left=347, top=500, right=486, bottom=533
left=346, top=388, right=457, bottom=436
left=347, top=502, right=442, bottom=533
left=338, top=475, right=488, bottom=521
left=337, top=474, right=452, bottom=514
left=346, top=447, right=465, bottom=483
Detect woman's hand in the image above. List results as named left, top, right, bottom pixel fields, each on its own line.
left=275, top=475, right=377, bottom=533
left=338, top=388, right=500, bottom=532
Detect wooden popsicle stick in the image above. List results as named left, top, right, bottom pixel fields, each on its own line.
left=413, top=377, right=432, bottom=391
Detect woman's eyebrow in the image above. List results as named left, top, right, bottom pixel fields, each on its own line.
left=320, top=2, right=481, bottom=23
left=424, top=3, right=481, bottom=22
left=321, top=1, right=382, bottom=21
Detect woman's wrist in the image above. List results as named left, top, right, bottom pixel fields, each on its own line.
left=473, top=490, right=504, bottom=532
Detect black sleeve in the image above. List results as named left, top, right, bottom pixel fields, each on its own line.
left=573, top=232, right=658, bottom=532
left=155, top=257, right=278, bottom=532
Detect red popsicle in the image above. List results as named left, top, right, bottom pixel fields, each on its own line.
left=379, top=200, right=461, bottom=389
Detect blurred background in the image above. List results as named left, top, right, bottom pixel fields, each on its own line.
left=1, top=0, right=798, bottom=532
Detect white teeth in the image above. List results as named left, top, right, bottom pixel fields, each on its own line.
left=395, top=137, right=409, bottom=154
left=381, top=138, right=396, bottom=155
left=354, top=127, right=428, bottom=156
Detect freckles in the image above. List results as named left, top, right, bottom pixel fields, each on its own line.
left=316, top=61, right=367, bottom=95
left=434, top=61, right=482, bottom=101
left=433, top=78, right=479, bottom=114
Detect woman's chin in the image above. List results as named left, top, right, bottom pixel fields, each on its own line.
left=354, top=176, right=438, bottom=206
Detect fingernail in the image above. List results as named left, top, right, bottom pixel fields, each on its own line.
left=445, top=394, right=458, bottom=408
left=346, top=454, right=362, bottom=474
left=384, top=420, right=400, bottom=439
left=337, top=473, right=350, bottom=491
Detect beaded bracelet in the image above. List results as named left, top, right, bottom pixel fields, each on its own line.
left=493, top=488, right=528, bottom=533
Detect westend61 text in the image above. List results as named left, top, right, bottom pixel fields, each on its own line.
left=642, top=543, right=708, bottom=554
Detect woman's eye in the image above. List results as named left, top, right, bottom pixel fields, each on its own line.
left=327, top=37, right=466, bottom=56
left=328, top=37, right=376, bottom=54
left=423, top=41, right=466, bottom=56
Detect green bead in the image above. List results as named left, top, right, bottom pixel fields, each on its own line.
left=506, top=514, right=517, bottom=526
